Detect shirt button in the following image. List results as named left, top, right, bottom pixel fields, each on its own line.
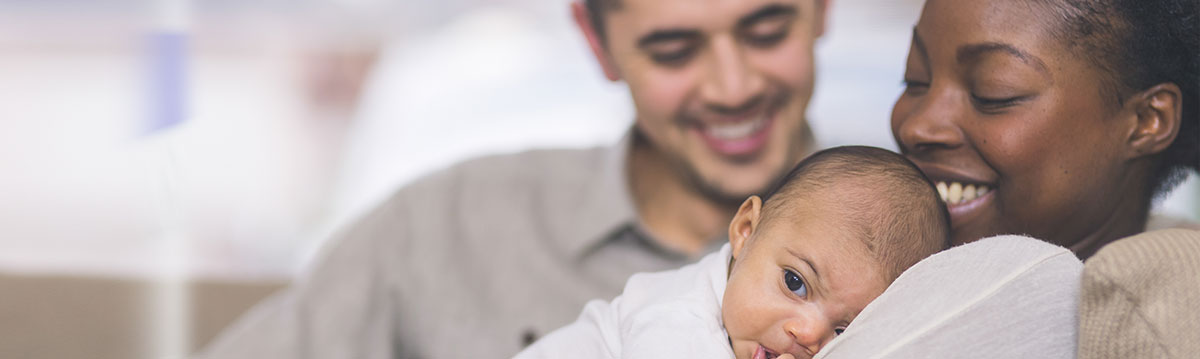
left=521, top=329, right=539, bottom=347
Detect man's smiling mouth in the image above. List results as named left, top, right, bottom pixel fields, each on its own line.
left=695, top=113, right=776, bottom=158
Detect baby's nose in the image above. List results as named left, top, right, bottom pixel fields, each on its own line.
left=782, top=317, right=835, bottom=356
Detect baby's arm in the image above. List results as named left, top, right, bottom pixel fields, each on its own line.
left=620, top=302, right=735, bottom=359
left=513, top=299, right=620, bottom=359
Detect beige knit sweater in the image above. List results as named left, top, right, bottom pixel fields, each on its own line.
left=1078, top=228, right=1200, bottom=359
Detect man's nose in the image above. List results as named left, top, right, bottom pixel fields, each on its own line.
left=893, top=89, right=964, bottom=154
left=699, top=36, right=766, bottom=114
left=782, top=315, right=836, bottom=356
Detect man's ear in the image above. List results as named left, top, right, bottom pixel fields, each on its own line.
left=728, top=196, right=763, bottom=261
left=1125, top=83, right=1183, bottom=159
left=814, top=0, right=830, bottom=38
left=571, top=1, right=620, bottom=81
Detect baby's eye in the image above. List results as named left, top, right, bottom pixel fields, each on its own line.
left=834, top=327, right=845, bottom=336
left=783, top=269, right=807, bottom=297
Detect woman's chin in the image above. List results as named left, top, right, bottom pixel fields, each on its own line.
left=947, top=190, right=1000, bottom=244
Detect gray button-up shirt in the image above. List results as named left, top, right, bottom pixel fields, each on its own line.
left=198, top=134, right=724, bottom=359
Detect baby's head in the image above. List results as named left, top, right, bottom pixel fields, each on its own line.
left=721, top=146, right=949, bottom=359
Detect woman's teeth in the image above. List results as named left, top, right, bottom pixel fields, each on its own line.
left=935, top=181, right=990, bottom=205
left=705, top=116, right=767, bottom=140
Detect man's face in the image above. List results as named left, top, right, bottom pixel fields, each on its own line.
left=592, top=0, right=826, bottom=202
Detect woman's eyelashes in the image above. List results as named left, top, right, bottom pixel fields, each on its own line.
left=783, top=269, right=808, bottom=298
left=901, top=79, right=930, bottom=95
left=970, top=93, right=1031, bottom=113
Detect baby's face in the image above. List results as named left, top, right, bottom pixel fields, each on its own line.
left=722, top=197, right=889, bottom=359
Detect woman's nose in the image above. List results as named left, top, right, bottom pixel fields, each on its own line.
left=892, top=90, right=964, bottom=154
left=782, top=316, right=836, bottom=355
left=699, top=36, right=766, bottom=114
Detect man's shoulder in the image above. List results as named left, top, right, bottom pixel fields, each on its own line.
left=394, top=146, right=612, bottom=200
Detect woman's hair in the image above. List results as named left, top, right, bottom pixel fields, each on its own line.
left=1040, top=0, right=1199, bottom=199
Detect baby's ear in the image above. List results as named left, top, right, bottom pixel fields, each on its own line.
left=729, top=196, right=763, bottom=260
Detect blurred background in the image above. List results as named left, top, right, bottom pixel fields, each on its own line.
left=0, top=0, right=1195, bottom=358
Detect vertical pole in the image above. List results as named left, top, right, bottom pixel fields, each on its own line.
left=145, top=0, right=191, bottom=357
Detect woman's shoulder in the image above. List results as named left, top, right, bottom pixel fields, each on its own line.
left=1146, top=212, right=1200, bottom=231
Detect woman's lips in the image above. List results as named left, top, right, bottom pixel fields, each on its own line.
left=934, top=180, right=991, bottom=205
left=932, top=180, right=995, bottom=227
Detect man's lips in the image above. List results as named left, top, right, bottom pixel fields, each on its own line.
left=693, top=113, right=775, bottom=157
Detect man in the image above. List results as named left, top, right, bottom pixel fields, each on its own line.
left=198, top=0, right=826, bottom=357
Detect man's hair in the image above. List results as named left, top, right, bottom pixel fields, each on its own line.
left=1031, top=0, right=1199, bottom=200
left=584, top=0, right=620, bottom=45
left=760, top=146, right=951, bottom=280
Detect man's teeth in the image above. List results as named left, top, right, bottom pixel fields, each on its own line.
left=936, top=181, right=990, bottom=205
left=705, top=116, right=767, bottom=140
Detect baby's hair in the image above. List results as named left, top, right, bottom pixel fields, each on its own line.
left=760, top=146, right=950, bottom=280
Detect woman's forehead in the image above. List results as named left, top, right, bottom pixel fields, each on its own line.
left=917, top=0, right=1062, bottom=51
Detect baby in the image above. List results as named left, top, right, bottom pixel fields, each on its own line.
left=514, top=146, right=950, bottom=359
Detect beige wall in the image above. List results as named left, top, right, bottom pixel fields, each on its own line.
left=0, top=273, right=283, bottom=359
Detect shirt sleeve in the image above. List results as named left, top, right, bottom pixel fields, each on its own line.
left=194, top=197, right=408, bottom=359
left=514, top=299, right=621, bottom=359
left=620, top=303, right=734, bottom=359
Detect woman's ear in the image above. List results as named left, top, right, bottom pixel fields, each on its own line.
left=571, top=1, right=621, bottom=81
left=729, top=196, right=763, bottom=261
left=1125, top=83, right=1183, bottom=159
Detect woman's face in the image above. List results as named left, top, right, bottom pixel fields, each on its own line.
left=891, top=0, right=1143, bottom=248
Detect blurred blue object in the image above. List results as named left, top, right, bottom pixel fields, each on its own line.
left=145, top=31, right=188, bottom=135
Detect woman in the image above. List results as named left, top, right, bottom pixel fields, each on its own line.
left=890, top=0, right=1199, bottom=259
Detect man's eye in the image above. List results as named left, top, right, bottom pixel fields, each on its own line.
left=648, top=46, right=697, bottom=66
left=741, top=18, right=791, bottom=48
left=783, top=269, right=807, bottom=297
left=743, top=29, right=788, bottom=47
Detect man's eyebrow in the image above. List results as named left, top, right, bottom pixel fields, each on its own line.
left=637, top=29, right=702, bottom=48
left=736, top=3, right=798, bottom=28
left=957, top=42, right=1051, bottom=76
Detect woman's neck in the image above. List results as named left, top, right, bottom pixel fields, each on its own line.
left=1068, top=176, right=1152, bottom=260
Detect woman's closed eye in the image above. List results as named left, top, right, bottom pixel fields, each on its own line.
left=970, top=94, right=1032, bottom=113
left=783, top=269, right=807, bottom=298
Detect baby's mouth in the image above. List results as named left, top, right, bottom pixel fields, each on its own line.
left=754, top=344, right=780, bottom=359
left=935, top=180, right=992, bottom=207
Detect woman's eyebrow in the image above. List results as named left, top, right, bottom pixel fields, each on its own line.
left=911, top=28, right=930, bottom=66
left=957, top=42, right=1052, bottom=78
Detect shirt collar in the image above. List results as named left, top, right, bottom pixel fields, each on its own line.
left=549, top=129, right=641, bottom=259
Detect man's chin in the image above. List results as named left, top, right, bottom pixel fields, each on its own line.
left=693, top=179, right=773, bottom=206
